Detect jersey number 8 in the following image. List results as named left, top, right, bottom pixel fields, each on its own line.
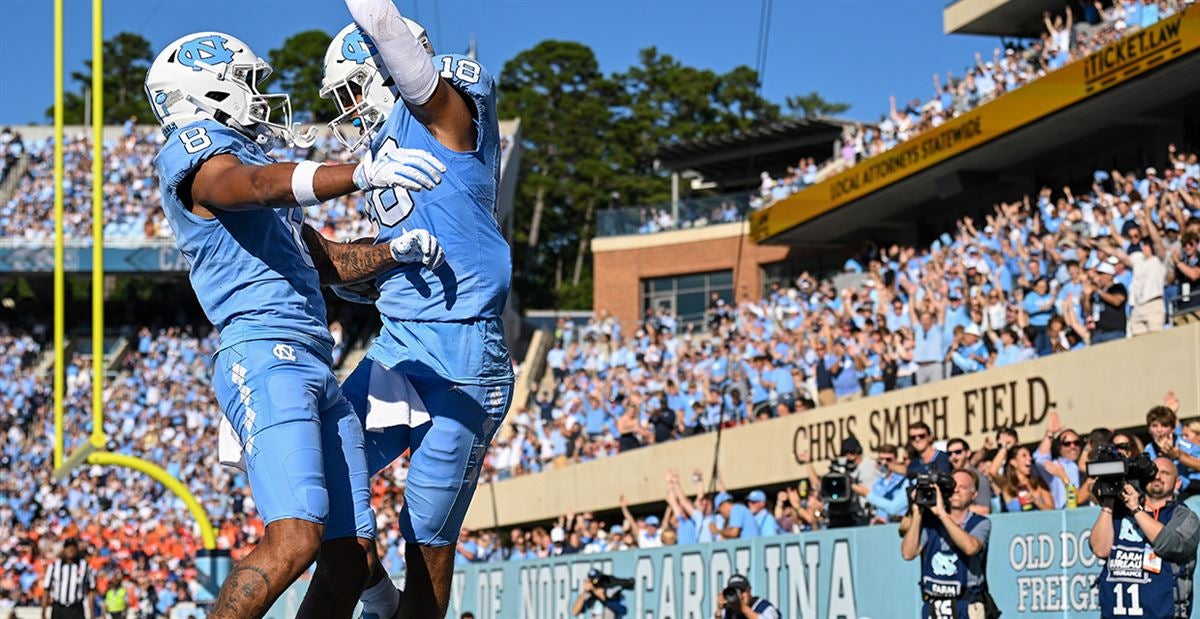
left=179, top=127, right=212, bottom=154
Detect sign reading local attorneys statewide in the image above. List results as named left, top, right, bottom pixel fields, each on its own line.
left=750, top=7, right=1200, bottom=242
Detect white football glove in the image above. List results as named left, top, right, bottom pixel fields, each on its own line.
left=353, top=147, right=447, bottom=192
left=389, top=229, right=445, bottom=270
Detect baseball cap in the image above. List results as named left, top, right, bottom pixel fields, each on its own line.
left=964, top=324, right=982, bottom=337
left=1146, top=166, right=1158, bottom=176
left=644, top=515, right=660, bottom=527
left=610, top=524, right=623, bottom=535
left=747, top=490, right=767, bottom=503
left=1096, top=262, right=1116, bottom=275
left=714, top=492, right=732, bottom=510
left=1166, top=221, right=1181, bottom=232
left=840, top=435, right=863, bottom=456
left=726, top=574, right=751, bottom=592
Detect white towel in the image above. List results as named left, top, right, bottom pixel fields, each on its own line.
left=218, top=416, right=247, bottom=472
left=364, top=362, right=430, bottom=432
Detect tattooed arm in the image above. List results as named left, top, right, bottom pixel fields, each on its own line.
left=301, top=225, right=397, bottom=285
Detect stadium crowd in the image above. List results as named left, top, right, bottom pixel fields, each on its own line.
left=452, top=393, right=1200, bottom=563
left=757, top=0, right=1189, bottom=209
left=0, top=126, right=515, bottom=243
left=0, top=324, right=252, bottom=615
left=489, top=142, right=1200, bottom=481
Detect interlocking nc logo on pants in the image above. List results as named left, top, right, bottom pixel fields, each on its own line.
left=273, top=343, right=296, bottom=362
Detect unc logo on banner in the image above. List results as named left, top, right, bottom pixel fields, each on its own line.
left=178, top=35, right=236, bottom=71
left=341, top=30, right=373, bottom=64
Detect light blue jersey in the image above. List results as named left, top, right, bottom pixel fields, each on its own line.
left=154, top=119, right=331, bottom=352
left=155, top=118, right=372, bottom=540
left=361, top=54, right=512, bottom=385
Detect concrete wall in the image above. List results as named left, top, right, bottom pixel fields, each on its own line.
left=463, top=324, right=1200, bottom=528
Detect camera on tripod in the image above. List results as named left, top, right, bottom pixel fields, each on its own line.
left=912, top=472, right=955, bottom=507
left=1087, top=444, right=1158, bottom=501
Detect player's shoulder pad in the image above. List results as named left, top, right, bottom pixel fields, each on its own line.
left=435, top=53, right=495, bottom=99
left=156, top=119, right=255, bottom=191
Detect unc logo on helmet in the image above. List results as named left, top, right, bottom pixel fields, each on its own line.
left=341, top=30, right=373, bottom=65
left=178, top=35, right=236, bottom=71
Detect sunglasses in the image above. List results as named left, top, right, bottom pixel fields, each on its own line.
left=878, top=457, right=895, bottom=464
left=909, top=432, right=929, bottom=441
left=1059, top=439, right=1081, bottom=448
left=1113, top=442, right=1132, bottom=451
left=947, top=449, right=966, bottom=456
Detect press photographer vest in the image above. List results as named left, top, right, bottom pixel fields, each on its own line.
left=1098, top=502, right=1190, bottom=619
left=920, top=514, right=986, bottom=601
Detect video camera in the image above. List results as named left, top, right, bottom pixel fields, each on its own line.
left=818, top=459, right=853, bottom=504
left=1087, top=444, right=1158, bottom=501
left=912, top=472, right=955, bottom=507
left=588, top=568, right=635, bottom=591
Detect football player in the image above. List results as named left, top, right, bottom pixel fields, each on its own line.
left=313, top=2, right=514, bottom=617
left=145, top=31, right=446, bottom=619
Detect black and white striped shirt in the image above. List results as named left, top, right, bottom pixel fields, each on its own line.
left=42, top=559, right=94, bottom=606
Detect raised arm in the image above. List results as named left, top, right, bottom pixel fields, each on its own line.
left=346, top=0, right=477, bottom=151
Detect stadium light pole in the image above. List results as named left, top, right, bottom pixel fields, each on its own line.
left=50, top=0, right=218, bottom=551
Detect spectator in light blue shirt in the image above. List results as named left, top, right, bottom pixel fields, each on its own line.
left=1022, top=278, right=1056, bottom=355
left=828, top=342, right=863, bottom=401
left=950, top=324, right=990, bottom=375
left=913, top=310, right=945, bottom=385
left=990, top=329, right=1025, bottom=367
left=746, top=490, right=780, bottom=537
left=854, top=444, right=909, bottom=523
left=712, top=492, right=760, bottom=540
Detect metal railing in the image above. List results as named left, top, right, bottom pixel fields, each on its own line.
left=595, top=193, right=752, bottom=238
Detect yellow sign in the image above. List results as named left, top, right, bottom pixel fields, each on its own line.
left=751, top=7, right=1199, bottom=243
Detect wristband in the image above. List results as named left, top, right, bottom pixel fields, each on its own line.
left=291, top=160, right=323, bottom=207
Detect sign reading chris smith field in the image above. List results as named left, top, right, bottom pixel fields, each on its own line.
left=794, top=375, right=1053, bottom=462
left=464, top=326, right=1200, bottom=530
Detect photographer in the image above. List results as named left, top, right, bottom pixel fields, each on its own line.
left=1090, top=457, right=1200, bottom=618
left=571, top=569, right=630, bottom=617
left=713, top=574, right=779, bottom=619
left=901, top=469, right=994, bottom=619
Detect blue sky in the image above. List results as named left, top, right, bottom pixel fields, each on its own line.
left=1, top=0, right=999, bottom=125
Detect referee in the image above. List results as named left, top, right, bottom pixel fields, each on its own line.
left=40, top=538, right=96, bottom=619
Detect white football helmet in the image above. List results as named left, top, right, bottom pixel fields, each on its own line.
left=320, top=20, right=434, bottom=151
left=144, top=32, right=316, bottom=150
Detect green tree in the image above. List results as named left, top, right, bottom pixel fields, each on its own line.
left=785, top=90, right=850, bottom=119
left=500, top=42, right=786, bottom=308
left=49, top=32, right=153, bottom=124
left=499, top=40, right=616, bottom=309
left=263, top=30, right=336, bottom=123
